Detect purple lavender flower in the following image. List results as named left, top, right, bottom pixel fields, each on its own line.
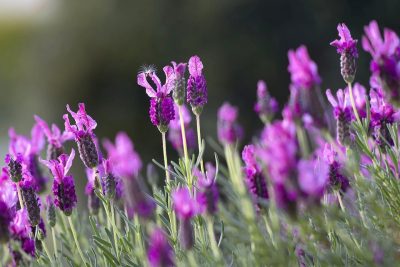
left=101, top=159, right=118, bottom=200
left=9, top=209, right=32, bottom=240
left=124, top=177, right=155, bottom=219
left=168, top=104, right=196, bottom=154
left=85, top=168, right=100, bottom=215
left=46, top=196, right=56, bottom=227
left=20, top=178, right=40, bottom=226
left=147, top=228, right=175, bottom=267
left=64, top=103, right=99, bottom=168
left=0, top=167, right=18, bottom=210
left=323, top=144, right=349, bottom=192
left=254, top=80, right=278, bottom=124
left=187, top=55, right=208, bottom=116
left=362, top=20, right=400, bottom=99
left=40, top=150, right=77, bottom=216
left=288, top=45, right=321, bottom=90
left=195, top=163, right=219, bottom=215
left=6, top=124, right=47, bottom=192
left=173, top=187, right=198, bottom=250
left=35, top=115, right=73, bottom=160
left=326, top=88, right=351, bottom=146
left=137, top=67, right=175, bottom=133
left=103, top=132, right=142, bottom=179
left=170, top=61, right=187, bottom=105
left=242, top=145, right=268, bottom=210
left=297, top=158, right=328, bottom=198
left=217, top=102, right=243, bottom=145
left=370, top=88, right=400, bottom=146
left=0, top=200, right=12, bottom=243
left=330, top=23, right=358, bottom=83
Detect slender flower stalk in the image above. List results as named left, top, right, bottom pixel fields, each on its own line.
left=196, top=114, right=205, bottom=175
left=179, top=105, right=190, bottom=168
left=67, top=216, right=87, bottom=266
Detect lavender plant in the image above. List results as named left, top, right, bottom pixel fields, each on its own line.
left=2, top=20, right=400, bottom=267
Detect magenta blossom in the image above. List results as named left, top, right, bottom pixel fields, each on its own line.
left=297, top=158, right=328, bottom=198
left=147, top=228, right=175, bottom=267
left=170, top=61, right=187, bottom=105
left=195, top=163, right=219, bottom=215
left=330, top=23, right=358, bottom=57
left=362, top=20, right=400, bottom=99
left=35, top=115, right=73, bottom=160
left=137, top=66, right=175, bottom=132
left=172, top=187, right=198, bottom=220
left=103, top=131, right=142, bottom=179
left=323, top=144, right=349, bottom=192
left=40, top=150, right=77, bottom=216
left=288, top=45, right=321, bottom=90
left=64, top=103, right=99, bottom=168
left=9, top=208, right=31, bottom=239
left=217, top=102, right=243, bottom=145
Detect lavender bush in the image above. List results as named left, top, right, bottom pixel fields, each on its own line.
left=1, top=20, right=400, bottom=266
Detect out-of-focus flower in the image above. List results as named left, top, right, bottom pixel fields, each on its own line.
left=195, top=163, right=219, bottom=215
left=147, top=228, right=175, bottom=267
left=330, top=23, right=358, bottom=83
left=137, top=67, right=175, bottom=133
left=0, top=200, right=13, bottom=243
left=217, top=102, right=243, bottom=145
left=103, top=132, right=142, bottom=179
left=297, top=158, right=328, bottom=198
left=9, top=208, right=31, bottom=240
left=326, top=88, right=351, bottom=146
left=46, top=196, right=56, bottom=228
left=254, top=80, right=278, bottom=124
left=64, top=103, right=99, bottom=168
left=35, top=115, right=73, bottom=160
left=323, top=144, right=349, bottom=192
left=370, top=88, right=400, bottom=146
left=362, top=20, right=400, bottom=99
left=288, top=45, right=321, bottom=90
left=85, top=167, right=100, bottom=215
left=187, top=55, right=208, bottom=116
left=40, top=150, right=77, bottom=216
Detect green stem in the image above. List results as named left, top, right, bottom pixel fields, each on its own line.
left=187, top=250, right=198, bottom=267
left=42, top=239, right=54, bottom=265
left=51, top=227, right=58, bottom=261
left=67, top=216, right=87, bottom=266
left=111, top=200, right=119, bottom=255
left=196, top=114, right=205, bottom=175
left=162, top=132, right=170, bottom=186
left=348, top=82, right=361, bottom=124
left=206, top=217, right=222, bottom=262
left=16, top=183, right=24, bottom=209
left=179, top=105, right=190, bottom=167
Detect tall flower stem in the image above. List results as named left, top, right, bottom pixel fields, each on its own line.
left=196, top=115, right=205, bottom=175
left=16, top=184, right=24, bottom=209
left=51, top=227, right=58, bottom=261
left=178, top=105, right=190, bottom=168
left=347, top=82, right=361, bottom=124
left=67, top=216, right=87, bottom=266
left=206, top=216, right=222, bottom=262
left=42, top=240, right=55, bottom=265
left=187, top=250, right=198, bottom=267
left=162, top=132, right=170, bottom=186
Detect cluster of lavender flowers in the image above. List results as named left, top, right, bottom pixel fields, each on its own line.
left=1, top=19, right=400, bottom=266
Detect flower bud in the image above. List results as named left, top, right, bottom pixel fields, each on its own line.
left=77, top=133, right=99, bottom=168
left=21, top=182, right=40, bottom=226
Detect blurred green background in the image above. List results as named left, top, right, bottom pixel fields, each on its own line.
left=1, top=0, right=399, bottom=187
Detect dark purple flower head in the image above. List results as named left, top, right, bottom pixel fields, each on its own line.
left=362, top=20, right=400, bottom=99
left=297, top=158, right=328, bottom=198
left=40, top=150, right=77, bottom=216
left=254, top=80, right=278, bottom=124
left=35, top=115, right=73, bottom=160
left=323, top=144, right=349, bottom=192
left=170, top=61, right=187, bottom=105
left=138, top=66, right=176, bottom=132
left=20, top=178, right=40, bottom=226
left=147, top=228, right=175, bottom=267
left=288, top=45, right=321, bottom=90
left=195, top=163, right=219, bottom=215
left=217, top=102, right=244, bottom=145
left=330, top=23, right=358, bottom=57
left=242, top=145, right=269, bottom=210
left=187, top=55, right=208, bottom=115
left=103, top=132, right=142, bottom=179
left=172, top=187, right=198, bottom=220
left=64, top=103, right=99, bottom=168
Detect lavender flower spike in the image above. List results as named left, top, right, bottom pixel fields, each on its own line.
left=331, top=23, right=358, bottom=84
left=40, top=149, right=78, bottom=216
left=147, top=228, right=175, bottom=267
left=64, top=103, right=99, bottom=168
left=326, top=88, right=351, bottom=146
left=187, top=55, right=208, bottom=116
left=137, top=67, right=175, bottom=133
left=195, top=163, right=219, bottom=215
left=171, top=61, right=187, bottom=105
